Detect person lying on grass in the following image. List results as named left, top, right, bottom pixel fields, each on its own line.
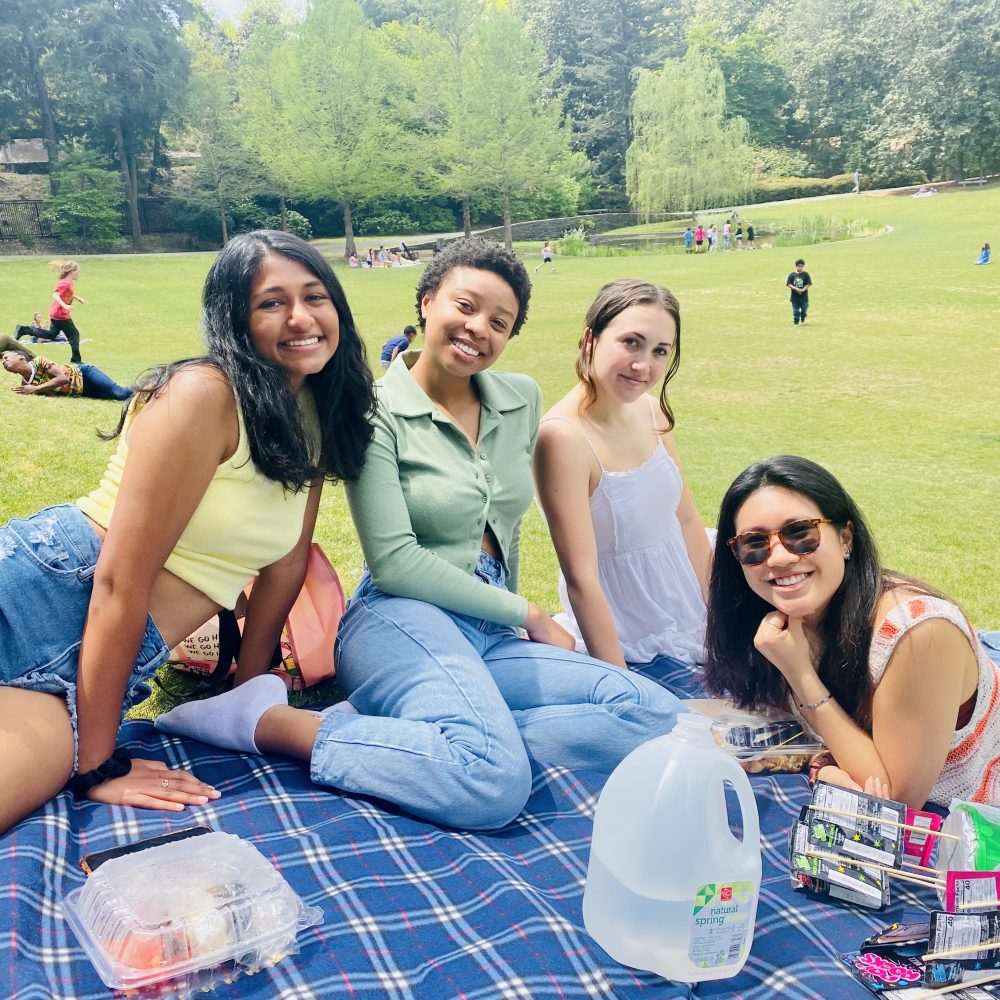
left=2, top=350, right=131, bottom=401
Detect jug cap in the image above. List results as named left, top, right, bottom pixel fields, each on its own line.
left=675, top=712, right=713, bottom=736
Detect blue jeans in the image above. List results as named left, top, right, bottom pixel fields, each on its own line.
left=315, top=553, right=686, bottom=829
left=631, top=653, right=708, bottom=699
left=982, top=632, right=1000, bottom=668
left=78, top=363, right=131, bottom=401
left=0, top=504, right=169, bottom=770
left=792, top=295, right=809, bottom=323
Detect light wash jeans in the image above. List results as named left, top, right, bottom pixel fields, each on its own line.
left=313, top=552, right=685, bottom=829
left=981, top=632, right=1000, bottom=668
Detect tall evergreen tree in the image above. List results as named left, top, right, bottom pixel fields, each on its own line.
left=0, top=1, right=65, bottom=192
left=514, top=0, right=684, bottom=203
left=687, top=24, right=795, bottom=149
left=71, top=0, right=193, bottom=249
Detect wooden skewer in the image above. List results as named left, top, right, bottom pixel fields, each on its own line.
left=956, top=897, right=1000, bottom=909
left=922, top=937, right=1000, bottom=961
left=806, top=805, right=960, bottom=840
left=751, top=729, right=808, bottom=747
left=902, top=859, right=945, bottom=875
left=804, top=849, right=945, bottom=887
left=905, top=970, right=1000, bottom=998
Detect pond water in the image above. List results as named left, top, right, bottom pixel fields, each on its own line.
left=589, top=232, right=770, bottom=252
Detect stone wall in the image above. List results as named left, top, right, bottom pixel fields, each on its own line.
left=404, top=211, right=685, bottom=251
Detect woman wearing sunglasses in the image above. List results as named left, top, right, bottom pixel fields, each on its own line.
left=703, top=455, right=1000, bottom=809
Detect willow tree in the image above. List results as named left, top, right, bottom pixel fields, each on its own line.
left=626, top=49, right=755, bottom=217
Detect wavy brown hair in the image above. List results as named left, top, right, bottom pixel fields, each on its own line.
left=576, top=279, right=681, bottom=429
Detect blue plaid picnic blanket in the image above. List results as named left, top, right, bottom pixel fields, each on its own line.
left=1, top=658, right=940, bottom=1000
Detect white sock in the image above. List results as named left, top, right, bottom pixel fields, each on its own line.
left=315, top=700, right=359, bottom=718
left=155, top=674, right=288, bottom=753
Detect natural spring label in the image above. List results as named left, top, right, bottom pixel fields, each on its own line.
left=689, top=882, right=754, bottom=968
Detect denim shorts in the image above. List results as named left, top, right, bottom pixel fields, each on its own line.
left=0, top=504, right=169, bottom=770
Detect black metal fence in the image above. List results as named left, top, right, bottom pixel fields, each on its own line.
left=0, top=200, right=48, bottom=240
left=0, top=197, right=179, bottom=241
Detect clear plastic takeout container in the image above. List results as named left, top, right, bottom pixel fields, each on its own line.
left=710, top=710, right=823, bottom=774
left=62, top=831, right=323, bottom=995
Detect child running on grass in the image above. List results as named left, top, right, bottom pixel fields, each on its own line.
left=48, top=261, right=87, bottom=363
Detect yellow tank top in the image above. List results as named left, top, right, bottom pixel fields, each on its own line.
left=77, top=385, right=320, bottom=610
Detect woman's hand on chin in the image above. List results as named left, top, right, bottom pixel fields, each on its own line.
left=753, top=611, right=817, bottom=687
left=85, top=758, right=221, bottom=811
left=522, top=603, right=577, bottom=650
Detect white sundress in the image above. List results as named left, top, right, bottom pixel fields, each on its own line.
left=544, top=412, right=707, bottom=665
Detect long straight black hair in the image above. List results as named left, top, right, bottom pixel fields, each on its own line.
left=703, top=455, right=885, bottom=728
left=107, top=231, right=375, bottom=489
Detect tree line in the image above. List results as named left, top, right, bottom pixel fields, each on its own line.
left=2, top=0, right=997, bottom=252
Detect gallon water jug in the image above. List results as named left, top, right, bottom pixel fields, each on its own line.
left=583, top=712, right=761, bottom=982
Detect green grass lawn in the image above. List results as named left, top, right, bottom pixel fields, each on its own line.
left=2, top=186, right=998, bottom=636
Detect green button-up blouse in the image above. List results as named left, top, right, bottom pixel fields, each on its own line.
left=344, top=352, right=540, bottom=626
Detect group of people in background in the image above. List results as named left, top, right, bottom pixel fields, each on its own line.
left=684, top=219, right=756, bottom=254
left=349, top=245, right=420, bottom=269
left=2, top=260, right=127, bottom=400
left=1, top=232, right=997, bottom=841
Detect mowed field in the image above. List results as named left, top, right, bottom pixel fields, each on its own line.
left=1, top=185, right=997, bottom=628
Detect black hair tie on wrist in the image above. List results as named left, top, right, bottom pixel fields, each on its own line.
left=66, top=748, right=133, bottom=796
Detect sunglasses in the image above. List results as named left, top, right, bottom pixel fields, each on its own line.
left=727, top=518, right=833, bottom=567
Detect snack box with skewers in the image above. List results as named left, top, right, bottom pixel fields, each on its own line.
left=788, top=805, right=891, bottom=910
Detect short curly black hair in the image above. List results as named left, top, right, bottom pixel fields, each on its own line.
left=415, top=236, right=531, bottom=337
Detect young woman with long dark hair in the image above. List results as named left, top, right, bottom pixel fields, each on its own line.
left=0, top=231, right=375, bottom=834
left=704, top=455, right=1000, bottom=808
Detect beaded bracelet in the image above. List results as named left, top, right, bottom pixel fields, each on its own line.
left=66, top=748, right=133, bottom=796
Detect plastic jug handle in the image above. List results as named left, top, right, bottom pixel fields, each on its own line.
left=707, top=757, right=761, bottom=849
